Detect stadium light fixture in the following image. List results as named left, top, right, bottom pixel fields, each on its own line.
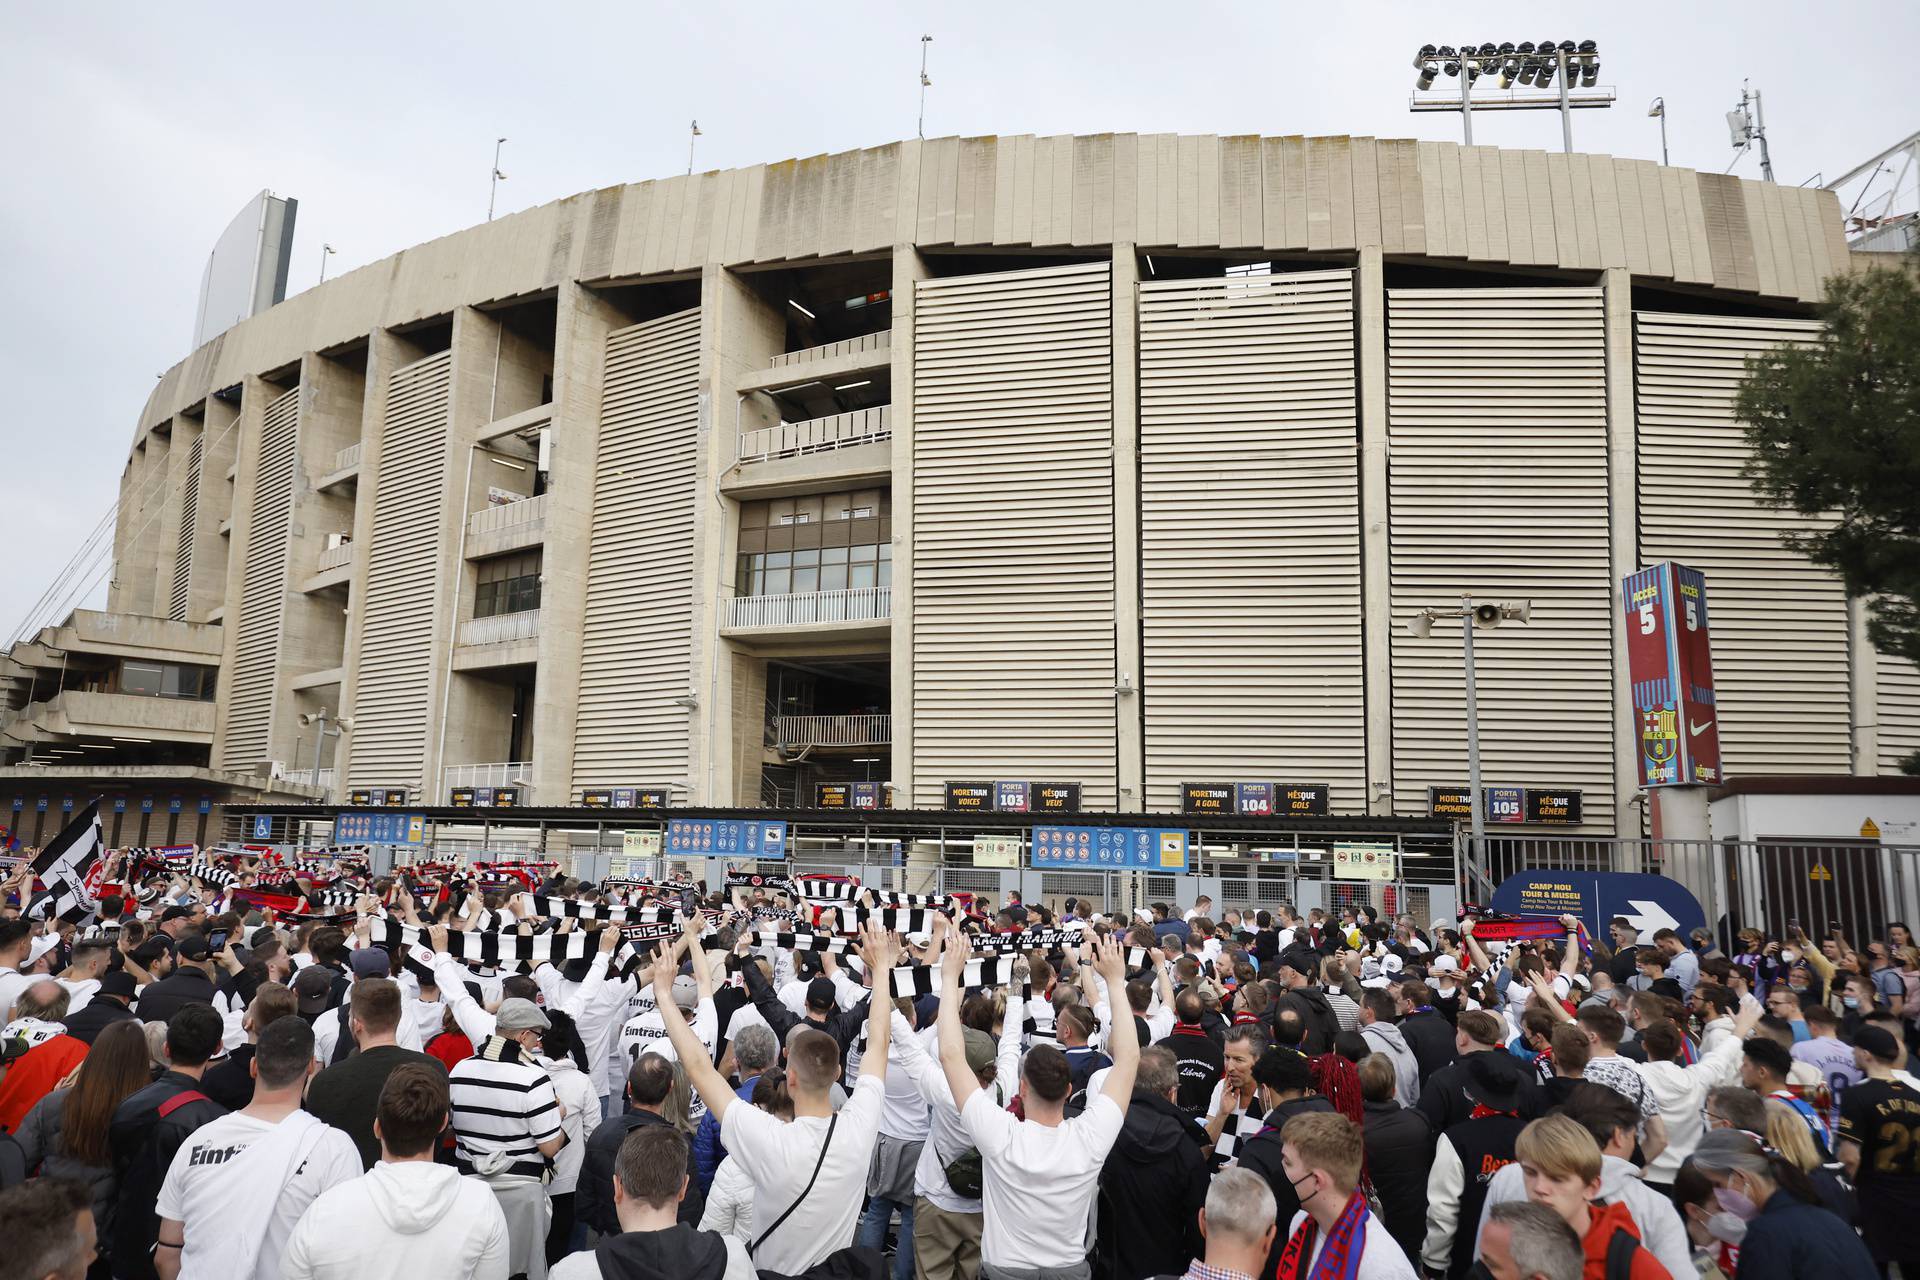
left=1410, top=39, right=1613, bottom=152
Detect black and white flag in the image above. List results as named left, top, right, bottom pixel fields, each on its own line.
left=30, top=800, right=103, bottom=924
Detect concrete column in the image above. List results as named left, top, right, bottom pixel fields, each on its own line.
left=531, top=281, right=627, bottom=805
left=150, top=417, right=198, bottom=618
left=891, top=246, right=930, bottom=809
left=1356, top=247, right=1393, bottom=815
left=1111, top=245, right=1144, bottom=814
left=1602, top=267, right=1639, bottom=844
left=209, top=376, right=269, bottom=769
left=192, top=396, right=240, bottom=624
left=334, top=329, right=411, bottom=789
left=1852, top=599, right=1879, bottom=775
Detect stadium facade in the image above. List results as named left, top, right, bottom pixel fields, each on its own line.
left=6, top=131, right=1918, bottom=847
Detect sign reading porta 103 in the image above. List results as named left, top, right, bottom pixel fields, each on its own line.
left=1622, top=562, right=1721, bottom=788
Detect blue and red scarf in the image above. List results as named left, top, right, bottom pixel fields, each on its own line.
left=1276, top=1189, right=1368, bottom=1280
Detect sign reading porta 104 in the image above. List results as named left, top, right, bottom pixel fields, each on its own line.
left=1623, top=562, right=1721, bottom=788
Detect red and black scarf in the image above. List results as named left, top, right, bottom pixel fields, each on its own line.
left=1276, top=1189, right=1368, bottom=1280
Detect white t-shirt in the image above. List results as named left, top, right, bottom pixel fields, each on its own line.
left=618, top=999, right=718, bottom=1118
left=156, top=1112, right=362, bottom=1280
left=56, top=976, right=99, bottom=1014
left=719, top=1072, right=885, bottom=1274
left=1287, top=1209, right=1419, bottom=1280
left=961, top=1088, right=1127, bottom=1268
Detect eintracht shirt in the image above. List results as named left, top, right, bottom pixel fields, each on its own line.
left=617, top=999, right=718, bottom=1118
left=448, top=1035, right=563, bottom=1178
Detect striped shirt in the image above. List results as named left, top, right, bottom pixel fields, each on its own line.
left=448, top=1035, right=562, bottom=1178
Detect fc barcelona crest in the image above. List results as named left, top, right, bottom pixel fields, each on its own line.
left=1641, top=708, right=1677, bottom=765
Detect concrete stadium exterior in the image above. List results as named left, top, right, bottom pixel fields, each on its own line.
left=12, top=131, right=1917, bottom=845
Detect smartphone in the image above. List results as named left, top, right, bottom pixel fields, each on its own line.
left=208, top=929, right=229, bottom=953
left=1787, top=918, right=1801, bottom=934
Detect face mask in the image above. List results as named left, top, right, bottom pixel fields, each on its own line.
left=1715, top=1184, right=1760, bottom=1221
left=1704, top=1211, right=1749, bottom=1245
left=1844, top=997, right=1862, bottom=1010
left=1288, top=1170, right=1319, bottom=1203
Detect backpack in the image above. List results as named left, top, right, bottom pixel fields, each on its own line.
left=1603, top=1227, right=1640, bottom=1280
left=942, top=1084, right=1002, bottom=1198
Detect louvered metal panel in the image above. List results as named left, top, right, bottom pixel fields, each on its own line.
left=221, top=388, right=298, bottom=769
left=349, top=352, right=452, bottom=787
left=1880, top=655, right=1920, bottom=776
left=1388, top=289, right=1616, bottom=828
left=1634, top=312, right=1845, bottom=776
left=912, top=261, right=1117, bottom=809
left=570, top=308, right=701, bottom=788
left=169, top=435, right=202, bottom=622
left=1138, top=269, right=1363, bottom=812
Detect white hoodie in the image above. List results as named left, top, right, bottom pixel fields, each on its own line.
left=282, top=1159, right=511, bottom=1280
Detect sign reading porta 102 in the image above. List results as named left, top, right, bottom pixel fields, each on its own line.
left=1623, top=562, right=1721, bottom=788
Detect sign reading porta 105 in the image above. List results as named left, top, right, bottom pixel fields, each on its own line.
left=1622, top=562, right=1721, bottom=788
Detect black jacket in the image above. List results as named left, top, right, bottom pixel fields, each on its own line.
left=1094, top=1091, right=1209, bottom=1280
left=1161, top=1023, right=1222, bottom=1119
left=1435, top=1113, right=1527, bottom=1280
left=109, top=1069, right=227, bottom=1280
left=1237, top=1096, right=1337, bottom=1280
left=199, top=1044, right=257, bottom=1112
left=61, top=995, right=137, bottom=1045
left=132, top=966, right=218, bottom=1027
left=1272, top=987, right=1341, bottom=1056
left=580, top=1108, right=705, bottom=1236
left=1362, top=1098, right=1434, bottom=1265
left=1399, top=1009, right=1457, bottom=1084
left=741, top=963, right=870, bottom=1070
left=587, top=1223, right=734, bottom=1280
left=1417, top=1053, right=1537, bottom=1134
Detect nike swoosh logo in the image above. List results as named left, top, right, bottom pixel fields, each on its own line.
left=1690, top=720, right=1713, bottom=737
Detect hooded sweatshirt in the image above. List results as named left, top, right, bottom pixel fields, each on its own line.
left=281, top=1159, right=512, bottom=1280
left=548, top=1223, right=754, bottom=1280
left=1358, top=1019, right=1420, bottom=1107
left=1476, top=1152, right=1693, bottom=1280
left=1093, top=1091, right=1209, bottom=1280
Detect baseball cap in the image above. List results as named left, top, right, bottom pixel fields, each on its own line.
left=961, top=1027, right=995, bottom=1074
left=672, top=974, right=699, bottom=1011
left=495, top=998, right=551, bottom=1033
left=293, top=966, right=334, bottom=1016
left=1429, top=955, right=1460, bottom=975
left=160, top=905, right=194, bottom=924
left=176, top=934, right=210, bottom=962
left=349, top=947, right=391, bottom=979
left=1855, top=1025, right=1901, bottom=1064
left=805, top=977, right=837, bottom=1011
left=26, top=935, right=59, bottom=968
left=98, top=971, right=137, bottom=1000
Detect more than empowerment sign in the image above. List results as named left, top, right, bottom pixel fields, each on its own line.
left=1489, top=870, right=1706, bottom=943
left=1032, top=826, right=1189, bottom=871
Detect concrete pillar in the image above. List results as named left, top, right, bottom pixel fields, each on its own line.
left=890, top=246, right=930, bottom=810
left=150, top=416, right=199, bottom=618
left=1356, top=247, right=1393, bottom=814
left=335, top=332, right=401, bottom=788
left=209, top=376, right=269, bottom=769
left=1852, top=599, right=1879, bottom=775
left=531, top=281, right=627, bottom=805
left=1602, top=268, right=1639, bottom=845
left=192, top=396, right=240, bottom=624
left=1111, top=245, right=1144, bottom=814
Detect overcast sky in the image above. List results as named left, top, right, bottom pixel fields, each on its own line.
left=4, top=2, right=1917, bottom=643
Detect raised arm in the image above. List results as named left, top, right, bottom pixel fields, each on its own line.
left=653, top=947, right=736, bottom=1123
left=857, top=921, right=900, bottom=1081
left=1556, top=916, right=1583, bottom=978
left=686, top=912, right=714, bottom=1001
left=935, top=929, right=981, bottom=1110
left=1094, top=936, right=1139, bottom=1113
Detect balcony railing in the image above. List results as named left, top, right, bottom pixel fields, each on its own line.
left=280, top=767, right=337, bottom=798
left=332, top=441, right=363, bottom=473
left=776, top=714, right=891, bottom=748
left=468, top=492, right=548, bottom=539
left=316, top=540, right=353, bottom=572
left=769, top=329, right=891, bottom=369
left=443, top=761, right=535, bottom=803
left=458, top=609, right=541, bottom=647
left=739, top=406, right=892, bottom=465
left=725, top=586, right=891, bottom=629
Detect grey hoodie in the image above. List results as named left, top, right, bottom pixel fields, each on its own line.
left=1360, top=1018, right=1420, bottom=1107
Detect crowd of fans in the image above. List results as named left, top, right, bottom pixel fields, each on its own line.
left=0, top=851, right=1914, bottom=1280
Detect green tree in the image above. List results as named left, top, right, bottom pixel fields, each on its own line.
left=1736, top=251, right=1920, bottom=771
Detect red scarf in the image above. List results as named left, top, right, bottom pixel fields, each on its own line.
left=1277, top=1190, right=1368, bottom=1280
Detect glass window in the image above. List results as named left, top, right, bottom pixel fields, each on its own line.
left=122, top=662, right=162, bottom=697
left=792, top=548, right=819, bottom=594
left=764, top=551, right=790, bottom=596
